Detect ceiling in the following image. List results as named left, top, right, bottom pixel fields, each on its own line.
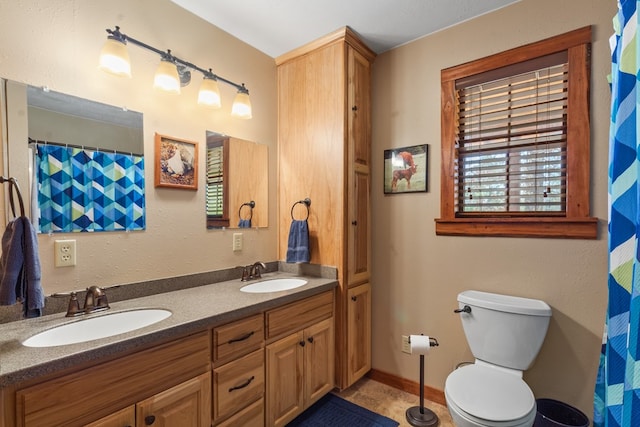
left=170, top=0, right=521, bottom=58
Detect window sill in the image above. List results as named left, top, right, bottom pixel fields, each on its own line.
left=434, top=217, right=599, bottom=239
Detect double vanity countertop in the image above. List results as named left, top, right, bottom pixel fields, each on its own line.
left=0, top=272, right=337, bottom=388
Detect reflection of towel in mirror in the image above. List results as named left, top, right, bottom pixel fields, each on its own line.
left=286, top=220, right=310, bottom=263
left=238, top=219, right=252, bottom=228
left=0, top=217, right=44, bottom=317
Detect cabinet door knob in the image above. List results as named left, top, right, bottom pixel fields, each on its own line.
left=351, top=296, right=358, bottom=301
left=145, top=415, right=156, bottom=425
left=308, top=336, right=314, bottom=344
left=352, top=105, right=358, bottom=111
left=351, top=220, right=357, bottom=225
left=299, top=340, right=306, bottom=347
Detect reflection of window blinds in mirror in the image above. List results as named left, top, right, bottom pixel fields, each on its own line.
left=206, top=145, right=224, bottom=217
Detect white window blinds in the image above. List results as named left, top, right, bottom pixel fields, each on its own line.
left=456, top=61, right=568, bottom=215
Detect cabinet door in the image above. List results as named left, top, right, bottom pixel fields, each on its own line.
left=266, top=331, right=304, bottom=427
left=84, top=406, right=135, bottom=427
left=304, top=317, right=335, bottom=406
left=136, top=372, right=211, bottom=427
left=347, top=46, right=371, bottom=286
left=347, top=283, right=372, bottom=386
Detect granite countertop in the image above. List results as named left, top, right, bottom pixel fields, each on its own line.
left=0, top=271, right=337, bottom=388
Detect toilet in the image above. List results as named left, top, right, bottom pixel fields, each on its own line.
left=445, top=290, right=552, bottom=427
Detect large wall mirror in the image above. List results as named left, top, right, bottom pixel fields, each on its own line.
left=206, top=131, right=268, bottom=229
left=1, top=79, right=145, bottom=233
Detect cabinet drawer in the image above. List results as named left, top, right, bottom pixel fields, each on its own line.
left=213, top=349, right=265, bottom=422
left=215, top=398, right=264, bottom=427
left=214, top=313, right=264, bottom=365
left=266, top=291, right=333, bottom=340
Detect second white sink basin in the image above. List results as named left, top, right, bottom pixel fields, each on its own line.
left=22, top=308, right=172, bottom=348
left=240, top=278, right=308, bottom=293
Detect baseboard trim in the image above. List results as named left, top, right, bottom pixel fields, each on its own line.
left=367, top=369, right=446, bottom=407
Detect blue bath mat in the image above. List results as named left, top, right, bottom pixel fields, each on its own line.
left=287, top=393, right=400, bottom=427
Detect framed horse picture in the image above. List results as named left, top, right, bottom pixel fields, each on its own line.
left=383, top=144, right=428, bottom=194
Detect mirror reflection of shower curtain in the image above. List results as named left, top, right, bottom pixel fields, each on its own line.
left=34, top=143, right=146, bottom=233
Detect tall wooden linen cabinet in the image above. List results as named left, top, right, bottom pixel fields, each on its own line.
left=276, top=27, right=376, bottom=390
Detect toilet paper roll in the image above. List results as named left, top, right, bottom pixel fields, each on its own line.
left=409, top=335, right=431, bottom=355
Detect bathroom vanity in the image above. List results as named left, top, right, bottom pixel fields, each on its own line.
left=0, top=272, right=337, bottom=427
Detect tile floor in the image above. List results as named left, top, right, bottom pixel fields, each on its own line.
left=336, top=377, right=454, bottom=427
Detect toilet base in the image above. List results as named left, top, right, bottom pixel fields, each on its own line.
left=406, top=406, right=439, bottom=427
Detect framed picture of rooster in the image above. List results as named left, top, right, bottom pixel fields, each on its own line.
left=383, top=144, right=428, bottom=194
left=154, top=133, right=198, bottom=190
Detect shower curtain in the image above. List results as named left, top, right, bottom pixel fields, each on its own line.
left=594, top=1, right=640, bottom=425
left=36, top=144, right=146, bottom=233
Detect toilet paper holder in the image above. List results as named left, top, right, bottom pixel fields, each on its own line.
left=406, top=335, right=440, bottom=427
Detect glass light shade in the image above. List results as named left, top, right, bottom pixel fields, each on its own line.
left=98, top=38, right=132, bottom=78
left=231, top=92, right=252, bottom=119
left=197, top=78, right=222, bottom=108
left=153, top=60, right=181, bottom=94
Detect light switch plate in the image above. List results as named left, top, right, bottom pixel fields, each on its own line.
left=233, top=233, right=243, bottom=251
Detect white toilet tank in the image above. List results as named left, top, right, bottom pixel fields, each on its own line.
left=458, top=290, right=552, bottom=371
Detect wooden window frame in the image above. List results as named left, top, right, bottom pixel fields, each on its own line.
left=436, top=26, right=597, bottom=239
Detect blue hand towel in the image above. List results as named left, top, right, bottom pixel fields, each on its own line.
left=238, top=219, right=252, bottom=228
left=0, top=217, right=45, bottom=317
left=286, top=219, right=310, bottom=263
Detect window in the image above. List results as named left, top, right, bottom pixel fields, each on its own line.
left=436, top=26, right=597, bottom=238
left=206, top=137, right=229, bottom=229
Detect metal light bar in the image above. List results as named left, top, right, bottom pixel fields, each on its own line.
left=105, top=26, right=249, bottom=94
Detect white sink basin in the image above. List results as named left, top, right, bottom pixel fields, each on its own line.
left=22, top=309, right=172, bottom=348
left=240, top=278, right=308, bottom=293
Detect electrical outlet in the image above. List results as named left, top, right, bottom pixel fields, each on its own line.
left=402, top=335, right=412, bottom=354
left=54, top=239, right=76, bottom=267
left=232, top=233, right=243, bottom=251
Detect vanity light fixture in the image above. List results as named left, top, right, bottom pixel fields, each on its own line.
left=98, top=26, right=252, bottom=119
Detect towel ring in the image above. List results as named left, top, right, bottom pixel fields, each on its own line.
left=239, top=201, right=255, bottom=221
left=291, top=198, right=311, bottom=221
left=0, top=176, right=25, bottom=218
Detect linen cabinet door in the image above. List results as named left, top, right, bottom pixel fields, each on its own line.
left=347, top=282, right=372, bottom=386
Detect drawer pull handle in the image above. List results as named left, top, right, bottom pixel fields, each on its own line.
left=144, top=415, right=156, bottom=425
left=308, top=336, right=314, bottom=344
left=229, top=375, right=255, bottom=392
left=228, top=331, right=255, bottom=344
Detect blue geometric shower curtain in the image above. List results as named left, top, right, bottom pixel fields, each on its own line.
left=36, top=144, right=145, bottom=233
left=594, top=1, right=640, bottom=426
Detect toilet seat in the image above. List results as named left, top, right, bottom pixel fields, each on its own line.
left=445, top=364, right=536, bottom=426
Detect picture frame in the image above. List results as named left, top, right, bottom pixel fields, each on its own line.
left=383, top=144, right=428, bottom=194
left=154, top=133, right=198, bottom=190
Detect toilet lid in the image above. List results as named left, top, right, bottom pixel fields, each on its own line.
left=446, top=365, right=535, bottom=422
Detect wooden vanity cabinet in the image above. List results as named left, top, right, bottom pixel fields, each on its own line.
left=14, top=332, right=211, bottom=427
left=276, top=27, right=375, bottom=390
left=212, top=313, right=265, bottom=426
left=265, top=291, right=334, bottom=427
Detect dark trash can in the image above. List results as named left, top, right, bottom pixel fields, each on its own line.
left=534, top=398, right=589, bottom=427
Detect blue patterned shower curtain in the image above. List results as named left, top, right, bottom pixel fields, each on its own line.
left=595, top=1, right=640, bottom=426
left=36, top=144, right=146, bottom=233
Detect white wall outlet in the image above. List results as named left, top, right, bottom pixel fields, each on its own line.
left=232, top=233, right=243, bottom=251
left=402, top=335, right=412, bottom=354
left=54, top=239, right=76, bottom=267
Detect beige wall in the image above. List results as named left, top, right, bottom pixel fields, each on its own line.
left=370, top=0, right=614, bottom=417
left=0, top=0, right=277, bottom=294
